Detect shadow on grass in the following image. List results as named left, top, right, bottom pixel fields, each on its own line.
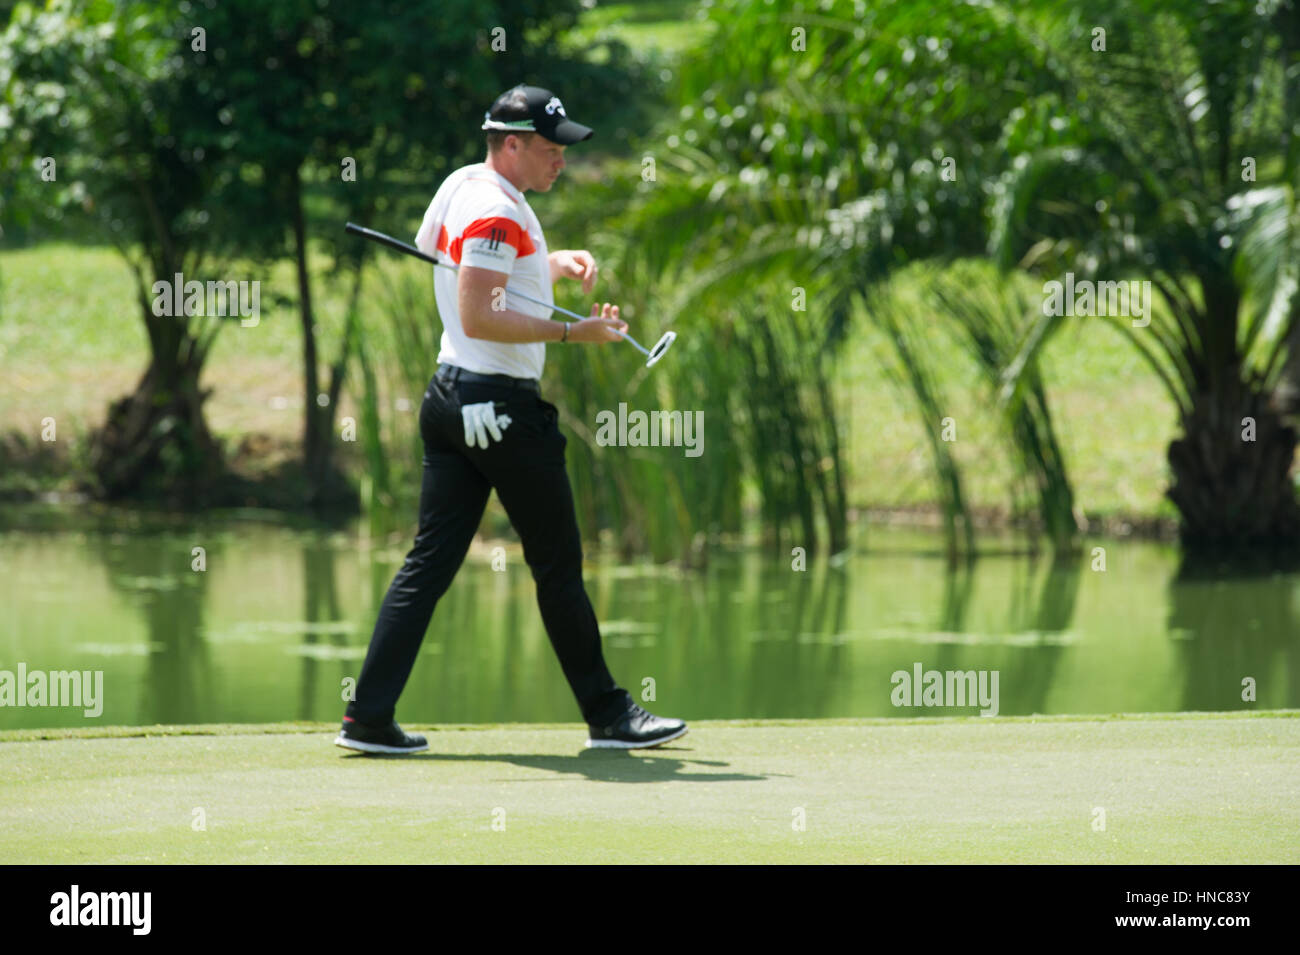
left=339, top=747, right=775, bottom=784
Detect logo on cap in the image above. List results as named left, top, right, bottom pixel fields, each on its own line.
left=544, top=96, right=566, bottom=117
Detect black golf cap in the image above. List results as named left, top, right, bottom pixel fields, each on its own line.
left=481, top=84, right=593, bottom=145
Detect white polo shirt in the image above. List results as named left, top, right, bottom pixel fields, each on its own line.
left=414, top=163, right=552, bottom=380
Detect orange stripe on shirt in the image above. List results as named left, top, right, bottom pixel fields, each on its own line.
left=448, top=216, right=536, bottom=264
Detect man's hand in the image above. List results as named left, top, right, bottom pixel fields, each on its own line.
left=462, top=401, right=513, bottom=449
left=567, top=302, right=628, bottom=343
left=550, top=250, right=598, bottom=295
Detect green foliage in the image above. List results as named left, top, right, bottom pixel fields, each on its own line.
left=8, top=0, right=1298, bottom=548
left=866, top=276, right=976, bottom=563
left=0, top=0, right=658, bottom=503
left=550, top=0, right=1053, bottom=556
left=571, top=0, right=1300, bottom=552
left=985, top=0, right=1298, bottom=394
left=981, top=0, right=1300, bottom=546
left=921, top=260, right=1078, bottom=551
left=362, top=263, right=436, bottom=529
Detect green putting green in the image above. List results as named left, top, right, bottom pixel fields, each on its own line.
left=2, top=712, right=1296, bottom=864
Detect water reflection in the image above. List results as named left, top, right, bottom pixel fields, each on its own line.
left=298, top=543, right=350, bottom=722
left=1, top=519, right=1296, bottom=730
left=96, top=533, right=212, bottom=725
left=1168, top=556, right=1300, bottom=712
left=1001, top=553, right=1079, bottom=716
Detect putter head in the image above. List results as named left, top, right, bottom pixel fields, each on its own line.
left=645, top=331, right=677, bottom=368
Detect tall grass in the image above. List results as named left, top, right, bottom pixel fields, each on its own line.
left=347, top=246, right=848, bottom=563
left=351, top=261, right=437, bottom=539
left=543, top=245, right=849, bottom=562
left=862, top=262, right=1080, bottom=559
left=865, top=280, right=976, bottom=564
left=921, top=261, right=1080, bottom=553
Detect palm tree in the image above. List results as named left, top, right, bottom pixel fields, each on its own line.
left=985, top=0, right=1300, bottom=551
left=579, top=0, right=1300, bottom=556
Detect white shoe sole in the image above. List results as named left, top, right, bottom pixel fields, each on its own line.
left=585, top=725, right=688, bottom=750
left=334, top=734, right=429, bottom=755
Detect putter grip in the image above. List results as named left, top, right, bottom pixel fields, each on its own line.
left=344, top=222, right=440, bottom=267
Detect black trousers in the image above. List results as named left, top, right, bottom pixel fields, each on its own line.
left=345, top=366, right=631, bottom=729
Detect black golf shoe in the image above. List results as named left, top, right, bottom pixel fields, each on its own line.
left=586, top=702, right=688, bottom=749
left=335, top=717, right=428, bottom=755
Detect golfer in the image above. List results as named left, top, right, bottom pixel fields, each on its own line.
left=336, top=84, right=687, bottom=754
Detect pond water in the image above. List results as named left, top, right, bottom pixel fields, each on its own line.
left=1, top=512, right=1295, bottom=729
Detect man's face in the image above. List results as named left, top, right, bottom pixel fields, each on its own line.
left=514, top=134, right=566, bottom=192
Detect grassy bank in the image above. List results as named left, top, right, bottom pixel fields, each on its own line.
left=2, top=712, right=1295, bottom=863
left=837, top=292, right=1186, bottom=532
left=1, top=243, right=1185, bottom=530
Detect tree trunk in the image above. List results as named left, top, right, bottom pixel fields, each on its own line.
left=291, top=167, right=326, bottom=508
left=89, top=302, right=221, bottom=500
left=1166, top=375, right=1300, bottom=551
left=1272, top=304, right=1300, bottom=417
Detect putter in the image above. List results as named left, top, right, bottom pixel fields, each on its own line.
left=345, top=222, right=676, bottom=368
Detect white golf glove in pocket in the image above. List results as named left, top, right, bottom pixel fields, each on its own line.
left=462, top=401, right=512, bottom=449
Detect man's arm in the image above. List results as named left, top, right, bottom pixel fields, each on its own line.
left=459, top=264, right=564, bottom=342
left=458, top=264, right=628, bottom=344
